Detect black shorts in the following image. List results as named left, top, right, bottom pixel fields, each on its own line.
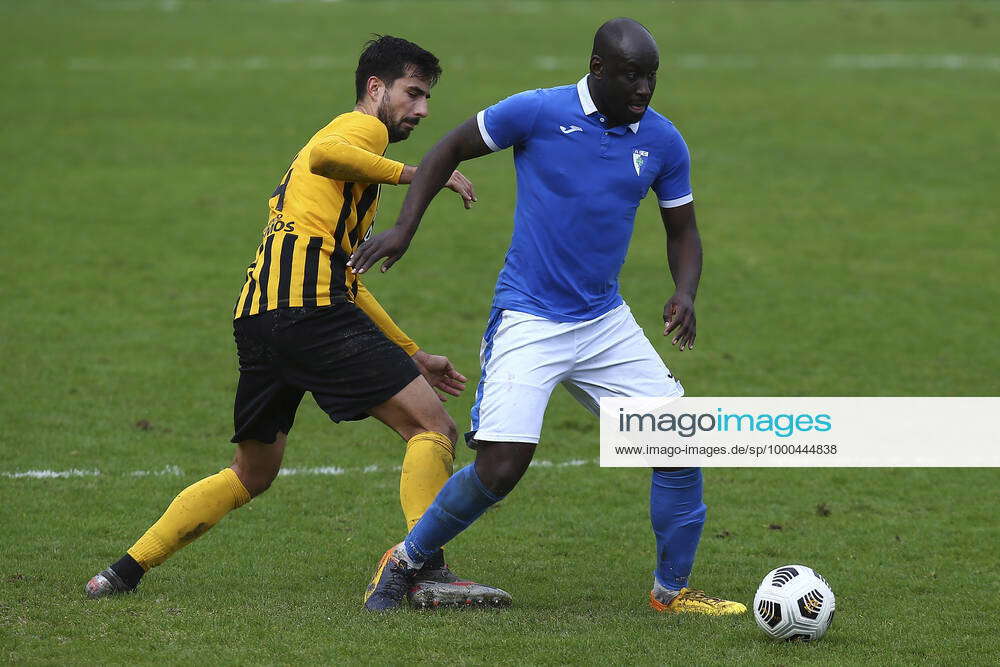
left=230, top=304, right=420, bottom=444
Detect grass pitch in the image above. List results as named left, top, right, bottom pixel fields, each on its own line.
left=2, top=1, right=999, bottom=664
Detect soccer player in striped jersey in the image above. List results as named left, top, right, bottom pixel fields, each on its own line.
left=86, top=35, right=510, bottom=610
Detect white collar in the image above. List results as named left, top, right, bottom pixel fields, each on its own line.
left=576, top=76, right=641, bottom=133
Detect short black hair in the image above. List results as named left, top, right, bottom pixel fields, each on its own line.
left=355, top=35, right=441, bottom=102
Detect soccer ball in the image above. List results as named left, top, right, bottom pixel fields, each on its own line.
left=753, top=565, right=835, bottom=641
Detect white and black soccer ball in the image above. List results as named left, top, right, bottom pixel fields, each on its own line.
left=753, top=564, right=835, bottom=641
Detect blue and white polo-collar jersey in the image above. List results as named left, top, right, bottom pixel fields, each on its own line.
left=476, top=76, right=693, bottom=322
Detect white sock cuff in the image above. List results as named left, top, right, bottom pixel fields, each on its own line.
left=401, top=542, right=426, bottom=569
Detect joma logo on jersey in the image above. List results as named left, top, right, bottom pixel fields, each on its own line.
left=632, top=149, right=649, bottom=176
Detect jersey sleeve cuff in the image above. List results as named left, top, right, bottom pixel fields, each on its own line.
left=388, top=159, right=405, bottom=184
left=659, top=193, right=694, bottom=208
left=477, top=110, right=501, bottom=152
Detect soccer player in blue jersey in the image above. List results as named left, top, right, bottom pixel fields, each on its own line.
left=351, top=18, right=746, bottom=614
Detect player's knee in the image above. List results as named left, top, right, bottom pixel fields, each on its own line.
left=438, top=416, right=459, bottom=444
left=233, top=464, right=278, bottom=498
left=419, top=411, right=458, bottom=444
left=475, top=445, right=533, bottom=496
left=689, top=502, right=707, bottom=525
left=232, top=436, right=285, bottom=497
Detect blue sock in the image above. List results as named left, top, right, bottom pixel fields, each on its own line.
left=404, top=464, right=503, bottom=564
left=650, top=467, right=706, bottom=591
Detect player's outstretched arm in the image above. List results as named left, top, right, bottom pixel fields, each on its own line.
left=348, top=116, right=492, bottom=274
left=661, top=202, right=703, bottom=351
left=310, top=137, right=405, bottom=185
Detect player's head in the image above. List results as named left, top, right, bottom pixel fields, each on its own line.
left=355, top=35, right=442, bottom=143
left=588, top=18, right=659, bottom=126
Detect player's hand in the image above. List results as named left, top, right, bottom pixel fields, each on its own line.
left=411, top=350, right=467, bottom=401
left=445, top=170, right=477, bottom=209
left=663, top=293, right=696, bottom=351
left=347, top=226, right=411, bottom=274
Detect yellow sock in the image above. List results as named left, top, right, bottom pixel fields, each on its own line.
left=126, top=467, right=251, bottom=571
left=400, top=431, right=455, bottom=530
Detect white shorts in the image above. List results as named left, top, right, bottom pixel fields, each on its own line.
left=469, top=303, right=684, bottom=444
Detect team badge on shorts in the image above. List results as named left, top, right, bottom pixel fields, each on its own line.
left=633, top=149, right=649, bottom=176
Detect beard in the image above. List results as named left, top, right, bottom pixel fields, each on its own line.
left=378, top=95, right=418, bottom=143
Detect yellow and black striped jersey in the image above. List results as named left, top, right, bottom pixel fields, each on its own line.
left=234, top=111, right=418, bottom=354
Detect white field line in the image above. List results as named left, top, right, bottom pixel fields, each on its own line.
left=2, top=468, right=101, bottom=479
left=88, top=0, right=343, bottom=9
left=2, top=458, right=598, bottom=480
left=90, top=0, right=182, bottom=10
left=62, top=55, right=355, bottom=72
left=537, top=54, right=1000, bottom=71
left=130, top=465, right=184, bottom=477
left=92, top=0, right=344, bottom=10
left=11, top=54, right=1000, bottom=73
left=827, top=54, right=1000, bottom=70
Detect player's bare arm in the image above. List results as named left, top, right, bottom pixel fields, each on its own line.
left=348, top=116, right=492, bottom=274
left=661, top=201, right=702, bottom=351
